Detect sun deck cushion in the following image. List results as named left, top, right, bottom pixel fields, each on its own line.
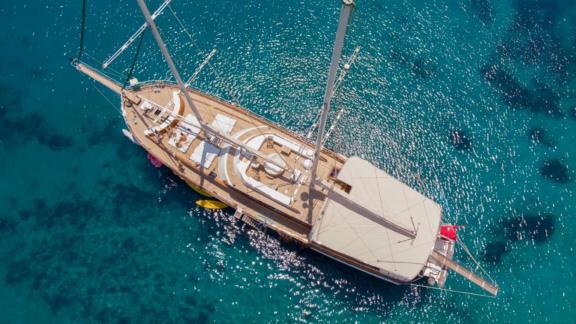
left=234, top=158, right=292, bottom=206
left=167, top=114, right=202, bottom=152
left=190, top=141, right=220, bottom=169
left=181, top=114, right=201, bottom=133
left=246, top=135, right=267, bottom=151
left=168, top=129, right=195, bottom=153
left=211, top=114, right=236, bottom=134
left=144, top=91, right=181, bottom=136
left=244, top=134, right=314, bottom=158
left=140, top=100, right=154, bottom=111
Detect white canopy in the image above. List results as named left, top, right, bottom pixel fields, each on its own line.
left=310, top=156, right=442, bottom=282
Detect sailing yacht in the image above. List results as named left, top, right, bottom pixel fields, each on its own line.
left=73, top=0, right=498, bottom=296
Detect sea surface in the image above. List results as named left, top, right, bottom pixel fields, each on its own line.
left=0, top=0, right=575, bottom=322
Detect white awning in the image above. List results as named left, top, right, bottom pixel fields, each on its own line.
left=310, top=156, right=442, bottom=282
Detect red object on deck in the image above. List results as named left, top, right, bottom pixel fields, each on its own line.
left=440, top=225, right=458, bottom=241
left=147, top=153, right=163, bottom=168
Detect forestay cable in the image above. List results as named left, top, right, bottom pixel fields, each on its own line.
left=123, top=30, right=147, bottom=90
left=77, top=0, right=87, bottom=60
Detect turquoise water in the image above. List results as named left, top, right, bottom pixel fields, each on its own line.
left=1, top=0, right=575, bottom=322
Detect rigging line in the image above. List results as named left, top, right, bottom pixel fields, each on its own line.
left=77, top=0, right=87, bottom=60
left=456, top=239, right=497, bottom=285
left=185, top=49, right=217, bottom=86
left=93, top=84, right=122, bottom=116
left=307, top=46, right=361, bottom=141
left=200, top=53, right=241, bottom=106
left=327, top=123, right=344, bottom=152
left=408, top=283, right=496, bottom=299
left=411, top=160, right=451, bottom=225
left=167, top=4, right=311, bottom=182
left=123, top=29, right=147, bottom=90
left=413, top=171, right=440, bottom=230
left=168, top=6, right=274, bottom=133
left=167, top=4, right=198, bottom=50
left=298, top=46, right=361, bottom=174
left=167, top=4, right=248, bottom=143
left=322, top=104, right=346, bottom=146
left=168, top=4, right=242, bottom=106
left=142, top=17, right=217, bottom=129
left=164, top=6, right=195, bottom=80
left=167, top=3, right=296, bottom=173
left=82, top=53, right=127, bottom=80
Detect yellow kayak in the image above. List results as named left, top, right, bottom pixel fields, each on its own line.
left=189, top=183, right=212, bottom=197
left=196, top=199, right=228, bottom=210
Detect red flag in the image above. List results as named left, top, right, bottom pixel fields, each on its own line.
left=440, top=225, right=458, bottom=241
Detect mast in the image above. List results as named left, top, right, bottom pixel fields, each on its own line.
left=137, top=0, right=209, bottom=132
left=309, top=0, right=354, bottom=186
left=136, top=0, right=290, bottom=172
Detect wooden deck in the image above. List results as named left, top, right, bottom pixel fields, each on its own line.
left=120, top=81, right=345, bottom=242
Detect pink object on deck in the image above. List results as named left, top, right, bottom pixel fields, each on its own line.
left=147, top=153, right=163, bottom=168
